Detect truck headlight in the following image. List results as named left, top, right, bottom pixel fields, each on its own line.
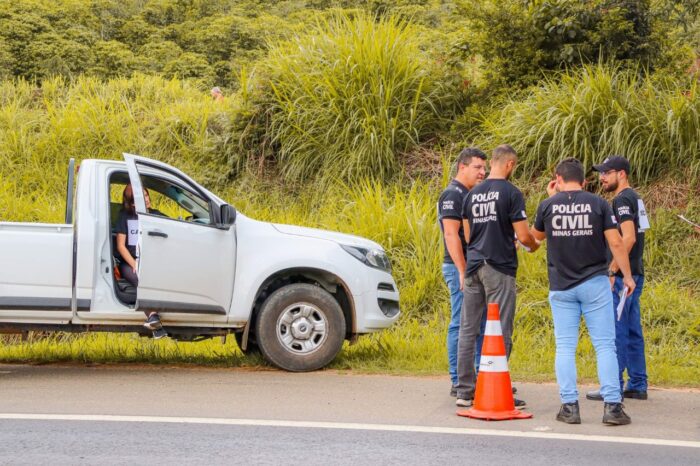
left=341, top=245, right=392, bottom=272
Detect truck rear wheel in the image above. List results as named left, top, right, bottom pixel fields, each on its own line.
left=255, top=283, right=345, bottom=372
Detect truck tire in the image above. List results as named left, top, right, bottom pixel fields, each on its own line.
left=255, top=283, right=346, bottom=372
left=234, top=332, right=260, bottom=355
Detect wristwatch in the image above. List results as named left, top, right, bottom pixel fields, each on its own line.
left=608, top=270, right=616, bottom=277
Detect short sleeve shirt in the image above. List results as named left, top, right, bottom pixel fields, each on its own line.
left=115, top=208, right=166, bottom=262
left=115, top=209, right=139, bottom=261
left=534, top=191, right=617, bottom=291
left=463, top=179, right=528, bottom=277
left=608, top=188, right=645, bottom=276
left=437, top=180, right=469, bottom=264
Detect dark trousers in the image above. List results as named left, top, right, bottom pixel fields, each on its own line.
left=613, top=275, right=647, bottom=391
left=119, top=262, right=138, bottom=287
left=118, top=263, right=154, bottom=318
left=455, top=263, right=517, bottom=400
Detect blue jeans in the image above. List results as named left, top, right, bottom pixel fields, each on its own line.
left=613, top=275, right=647, bottom=392
left=549, top=275, right=621, bottom=403
left=442, top=263, right=485, bottom=386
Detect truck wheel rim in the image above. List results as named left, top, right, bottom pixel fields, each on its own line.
left=276, top=302, right=328, bottom=355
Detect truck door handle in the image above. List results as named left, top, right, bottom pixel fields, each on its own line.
left=148, top=230, right=168, bottom=238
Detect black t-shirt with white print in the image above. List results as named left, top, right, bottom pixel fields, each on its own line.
left=116, top=209, right=139, bottom=262
left=608, top=188, right=645, bottom=277
left=462, top=179, right=528, bottom=277
left=437, top=180, right=470, bottom=264
left=534, top=190, right=617, bottom=291
left=115, top=208, right=165, bottom=263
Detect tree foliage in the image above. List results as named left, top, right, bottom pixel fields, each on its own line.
left=0, top=0, right=310, bottom=87
left=453, top=0, right=694, bottom=90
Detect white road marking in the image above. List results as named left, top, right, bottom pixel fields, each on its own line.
left=0, top=413, right=698, bottom=449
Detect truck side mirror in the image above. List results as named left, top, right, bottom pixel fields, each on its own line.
left=219, top=204, right=236, bottom=229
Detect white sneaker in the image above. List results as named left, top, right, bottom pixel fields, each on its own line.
left=456, top=398, right=473, bottom=407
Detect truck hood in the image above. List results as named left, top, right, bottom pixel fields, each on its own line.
left=272, top=223, right=383, bottom=251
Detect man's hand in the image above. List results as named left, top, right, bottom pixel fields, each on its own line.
left=608, top=261, right=620, bottom=290
left=622, top=275, right=636, bottom=297
left=546, top=180, right=557, bottom=197
left=513, top=220, right=539, bottom=252
left=459, top=271, right=465, bottom=291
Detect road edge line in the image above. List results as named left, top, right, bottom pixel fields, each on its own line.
left=0, top=413, right=698, bottom=449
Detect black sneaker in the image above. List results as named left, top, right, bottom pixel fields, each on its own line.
left=603, top=402, right=631, bottom=425
left=450, top=386, right=457, bottom=397
left=623, top=389, right=648, bottom=400
left=556, top=401, right=581, bottom=424
left=586, top=390, right=603, bottom=401
left=152, top=327, right=168, bottom=340
left=514, top=398, right=527, bottom=409
left=143, top=314, right=162, bottom=330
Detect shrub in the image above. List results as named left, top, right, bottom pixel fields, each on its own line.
left=453, top=0, right=663, bottom=90
left=479, top=64, right=700, bottom=184
left=261, top=12, right=459, bottom=182
left=0, top=74, right=238, bottom=223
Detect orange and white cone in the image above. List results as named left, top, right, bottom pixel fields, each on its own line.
left=457, top=302, right=532, bottom=421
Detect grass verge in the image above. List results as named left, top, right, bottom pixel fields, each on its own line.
left=1, top=180, right=698, bottom=387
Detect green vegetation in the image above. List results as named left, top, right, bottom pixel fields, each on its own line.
left=264, top=13, right=460, bottom=181
left=480, top=65, right=700, bottom=184
left=0, top=1, right=698, bottom=386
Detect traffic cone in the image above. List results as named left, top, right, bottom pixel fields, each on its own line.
left=457, top=303, right=532, bottom=421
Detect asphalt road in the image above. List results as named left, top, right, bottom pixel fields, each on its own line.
left=1, top=364, right=698, bottom=465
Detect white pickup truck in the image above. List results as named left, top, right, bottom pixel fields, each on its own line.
left=0, top=154, right=400, bottom=371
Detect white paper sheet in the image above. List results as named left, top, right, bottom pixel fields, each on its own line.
left=637, top=199, right=650, bottom=231
left=617, top=286, right=629, bottom=321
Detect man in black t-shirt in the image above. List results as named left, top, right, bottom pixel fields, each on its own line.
left=531, top=158, right=635, bottom=426
left=454, top=144, right=539, bottom=408
left=586, top=156, right=649, bottom=402
left=437, top=147, right=487, bottom=396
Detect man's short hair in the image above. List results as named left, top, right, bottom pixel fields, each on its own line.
left=456, top=147, right=487, bottom=166
left=491, top=144, right=518, bottom=163
left=555, top=158, right=585, bottom=184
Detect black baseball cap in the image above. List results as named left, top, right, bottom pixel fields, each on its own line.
left=592, top=155, right=630, bottom=174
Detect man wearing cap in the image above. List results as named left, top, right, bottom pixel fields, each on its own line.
left=587, top=155, right=649, bottom=401
left=531, top=158, right=635, bottom=425
left=438, top=147, right=487, bottom=397
left=454, top=144, right=539, bottom=408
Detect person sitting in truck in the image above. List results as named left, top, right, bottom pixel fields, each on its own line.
left=115, top=183, right=167, bottom=339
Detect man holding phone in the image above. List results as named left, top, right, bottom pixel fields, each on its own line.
left=531, top=158, right=635, bottom=425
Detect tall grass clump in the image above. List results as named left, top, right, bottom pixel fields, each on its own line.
left=262, top=12, right=457, bottom=182
left=0, top=75, right=239, bottom=222
left=480, top=65, right=700, bottom=183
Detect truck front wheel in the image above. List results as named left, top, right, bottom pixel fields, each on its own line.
left=255, top=283, right=346, bottom=372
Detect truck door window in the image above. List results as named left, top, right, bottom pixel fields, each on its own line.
left=141, top=175, right=212, bottom=225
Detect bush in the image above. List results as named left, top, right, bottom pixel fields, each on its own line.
left=479, top=64, right=700, bottom=184
left=453, top=0, right=664, bottom=91
left=260, top=12, right=460, bottom=182
left=0, top=75, right=238, bottom=223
